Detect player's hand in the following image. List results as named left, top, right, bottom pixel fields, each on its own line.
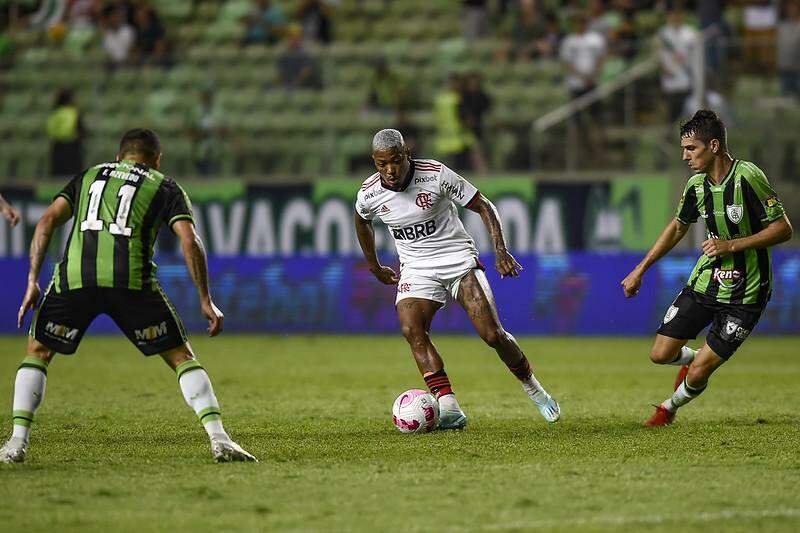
left=495, top=248, right=523, bottom=278
left=370, top=264, right=399, bottom=285
left=17, top=282, right=41, bottom=328
left=702, top=238, right=732, bottom=258
left=621, top=271, right=642, bottom=298
left=200, top=299, right=224, bottom=337
left=1, top=204, right=21, bottom=227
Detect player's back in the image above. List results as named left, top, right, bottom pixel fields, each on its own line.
left=53, top=160, right=193, bottom=293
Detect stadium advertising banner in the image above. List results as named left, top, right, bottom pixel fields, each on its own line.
left=1, top=176, right=672, bottom=257
left=0, top=252, right=798, bottom=335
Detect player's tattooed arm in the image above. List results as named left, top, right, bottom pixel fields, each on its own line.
left=173, top=220, right=224, bottom=336
left=621, top=219, right=690, bottom=298
left=354, top=211, right=398, bottom=285
left=18, top=197, right=72, bottom=327
left=467, top=194, right=522, bottom=278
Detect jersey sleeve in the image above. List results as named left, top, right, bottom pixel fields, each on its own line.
left=162, top=180, right=194, bottom=229
left=355, top=193, right=375, bottom=221
left=675, top=180, right=700, bottom=225
left=742, top=164, right=785, bottom=223
left=54, top=172, right=83, bottom=214
left=439, top=164, right=480, bottom=208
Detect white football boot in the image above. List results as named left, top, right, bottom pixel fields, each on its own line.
left=0, top=437, right=28, bottom=463
left=523, top=382, right=561, bottom=423
left=210, top=434, right=257, bottom=463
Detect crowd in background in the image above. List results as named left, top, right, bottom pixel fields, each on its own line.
left=1, top=0, right=799, bottom=176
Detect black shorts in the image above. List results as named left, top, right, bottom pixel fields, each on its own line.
left=31, top=285, right=188, bottom=356
left=656, top=287, right=764, bottom=360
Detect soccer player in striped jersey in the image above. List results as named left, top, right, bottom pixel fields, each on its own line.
left=621, top=110, right=793, bottom=426
left=355, top=129, right=560, bottom=430
left=0, top=129, right=256, bottom=463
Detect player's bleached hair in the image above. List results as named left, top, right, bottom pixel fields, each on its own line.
left=372, top=129, right=405, bottom=152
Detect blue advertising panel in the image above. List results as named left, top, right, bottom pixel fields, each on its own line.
left=2, top=252, right=798, bottom=336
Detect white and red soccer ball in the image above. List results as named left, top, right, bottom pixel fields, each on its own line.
left=391, top=389, right=439, bottom=434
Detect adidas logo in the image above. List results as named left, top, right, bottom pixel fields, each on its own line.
left=379, top=205, right=390, bottom=213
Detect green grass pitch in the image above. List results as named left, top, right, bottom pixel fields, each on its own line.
left=1, top=335, right=799, bottom=532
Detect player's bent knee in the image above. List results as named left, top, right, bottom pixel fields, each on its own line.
left=649, top=346, right=677, bottom=364
left=26, top=337, right=55, bottom=361
left=401, top=323, right=425, bottom=343
left=481, top=327, right=507, bottom=348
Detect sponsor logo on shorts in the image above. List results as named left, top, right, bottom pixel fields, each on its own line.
left=712, top=268, right=744, bottom=289
left=663, top=305, right=679, bottom=324
left=391, top=219, right=436, bottom=241
left=398, top=283, right=412, bottom=293
left=723, top=318, right=750, bottom=342
left=44, top=322, right=79, bottom=341
left=726, top=204, right=743, bottom=224
left=135, top=321, right=168, bottom=342
left=415, top=192, right=434, bottom=210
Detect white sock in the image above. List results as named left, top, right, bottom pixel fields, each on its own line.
left=176, top=361, right=227, bottom=440
left=669, top=346, right=697, bottom=366
left=662, top=379, right=706, bottom=413
left=11, top=359, right=48, bottom=444
left=438, top=394, right=461, bottom=412
left=522, top=374, right=546, bottom=401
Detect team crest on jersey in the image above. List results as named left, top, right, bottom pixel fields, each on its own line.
left=726, top=204, right=743, bottom=224
left=415, top=192, right=434, bottom=210
left=663, top=305, right=679, bottom=324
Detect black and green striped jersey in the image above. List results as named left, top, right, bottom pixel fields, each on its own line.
left=52, top=160, right=194, bottom=293
left=675, top=159, right=785, bottom=306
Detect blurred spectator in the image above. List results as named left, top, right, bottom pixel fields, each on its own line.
left=587, top=0, right=619, bottom=38
left=777, top=1, right=800, bottom=99
left=28, top=0, right=66, bottom=30
left=657, top=7, right=697, bottom=123
left=242, top=0, right=286, bottom=46
left=100, top=5, right=135, bottom=67
left=297, top=0, right=332, bottom=45
left=366, top=58, right=409, bottom=112
left=459, top=72, right=491, bottom=173
left=560, top=15, right=606, bottom=100
left=614, top=10, right=638, bottom=63
left=395, top=111, right=421, bottom=154
left=66, top=0, right=98, bottom=29
left=46, top=89, right=85, bottom=177
left=742, top=0, right=778, bottom=73
left=538, top=13, right=565, bottom=58
left=189, top=85, right=227, bottom=176
left=132, top=4, right=169, bottom=67
left=278, top=25, right=322, bottom=89
left=433, top=74, right=475, bottom=170
left=698, top=0, right=729, bottom=78
left=462, top=0, right=490, bottom=41
left=501, top=0, right=549, bottom=61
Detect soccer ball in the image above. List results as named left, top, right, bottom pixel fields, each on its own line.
left=391, top=389, right=439, bottom=434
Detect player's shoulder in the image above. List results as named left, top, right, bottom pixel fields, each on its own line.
left=685, top=173, right=705, bottom=188
left=736, top=159, right=768, bottom=182
left=412, top=159, right=444, bottom=180
left=357, top=172, right=383, bottom=202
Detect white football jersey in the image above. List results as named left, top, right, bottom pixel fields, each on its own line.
left=355, top=159, right=480, bottom=268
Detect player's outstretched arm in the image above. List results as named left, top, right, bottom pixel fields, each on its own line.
left=0, top=193, right=21, bottom=227
left=173, top=220, right=224, bottom=337
left=18, top=197, right=72, bottom=327
left=701, top=215, right=793, bottom=258
left=621, top=219, right=690, bottom=298
left=467, top=193, right=522, bottom=278
left=354, top=211, right=398, bottom=285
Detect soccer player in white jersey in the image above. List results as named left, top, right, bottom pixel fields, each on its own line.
left=354, top=129, right=560, bottom=429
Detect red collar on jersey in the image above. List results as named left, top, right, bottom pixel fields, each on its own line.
left=380, top=160, right=415, bottom=192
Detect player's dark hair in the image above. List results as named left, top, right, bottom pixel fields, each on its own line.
left=119, top=128, right=161, bottom=161
left=680, top=109, right=727, bottom=150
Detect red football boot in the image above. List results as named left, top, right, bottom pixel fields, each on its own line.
left=674, top=365, right=689, bottom=391
left=645, top=405, right=676, bottom=427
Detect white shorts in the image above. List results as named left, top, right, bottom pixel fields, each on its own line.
left=395, top=256, right=484, bottom=306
